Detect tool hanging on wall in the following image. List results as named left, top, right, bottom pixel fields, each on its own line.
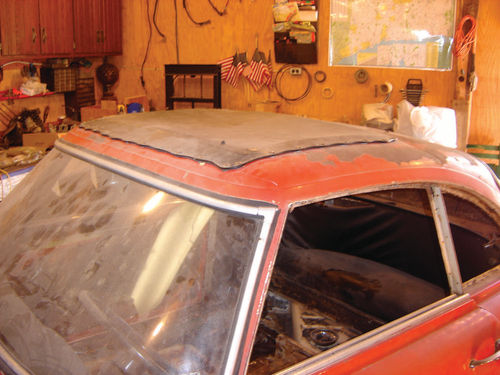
left=400, top=79, right=427, bottom=107
left=379, top=81, right=393, bottom=103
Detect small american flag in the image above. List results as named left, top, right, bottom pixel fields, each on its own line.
left=217, top=55, right=234, bottom=80
left=227, top=61, right=245, bottom=87
left=247, top=60, right=263, bottom=91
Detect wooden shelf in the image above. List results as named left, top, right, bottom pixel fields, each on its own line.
left=0, top=90, right=55, bottom=102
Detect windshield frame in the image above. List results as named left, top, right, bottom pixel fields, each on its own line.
left=0, top=139, right=278, bottom=375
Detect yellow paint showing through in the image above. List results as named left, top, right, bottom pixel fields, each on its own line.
left=426, top=42, right=439, bottom=69
left=381, top=25, right=388, bottom=41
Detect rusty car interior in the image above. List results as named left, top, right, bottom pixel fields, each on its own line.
left=248, top=188, right=500, bottom=375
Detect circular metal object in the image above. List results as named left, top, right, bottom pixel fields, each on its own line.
left=309, top=328, right=338, bottom=349
left=275, top=64, right=312, bottom=102
left=354, top=68, right=369, bottom=83
left=321, top=87, right=334, bottom=99
left=314, top=70, right=327, bottom=83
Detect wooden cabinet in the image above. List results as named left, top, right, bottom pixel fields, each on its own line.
left=39, top=0, right=74, bottom=55
left=101, top=0, right=122, bottom=54
left=0, top=0, right=121, bottom=58
left=73, top=0, right=122, bottom=55
left=0, top=0, right=73, bottom=56
left=1, top=0, right=41, bottom=56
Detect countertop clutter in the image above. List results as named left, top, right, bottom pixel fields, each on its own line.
left=0, top=0, right=123, bottom=167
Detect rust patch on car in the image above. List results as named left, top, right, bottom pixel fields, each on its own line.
left=324, top=269, right=381, bottom=300
left=302, top=139, right=451, bottom=171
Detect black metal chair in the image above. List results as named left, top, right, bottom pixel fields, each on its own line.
left=165, top=64, right=221, bottom=110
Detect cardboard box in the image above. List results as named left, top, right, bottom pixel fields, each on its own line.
left=100, top=100, right=118, bottom=111
left=22, top=133, right=60, bottom=150
left=81, top=105, right=117, bottom=122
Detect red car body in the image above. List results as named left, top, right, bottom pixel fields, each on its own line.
left=0, top=109, right=498, bottom=374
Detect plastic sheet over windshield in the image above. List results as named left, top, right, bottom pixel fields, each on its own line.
left=0, top=150, right=263, bottom=375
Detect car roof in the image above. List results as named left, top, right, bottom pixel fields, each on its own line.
left=61, top=109, right=500, bottom=206
left=80, top=109, right=395, bottom=169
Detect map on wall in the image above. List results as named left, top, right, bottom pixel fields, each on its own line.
left=329, top=0, right=456, bottom=69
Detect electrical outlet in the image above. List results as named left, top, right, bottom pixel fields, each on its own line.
left=290, top=67, right=302, bottom=76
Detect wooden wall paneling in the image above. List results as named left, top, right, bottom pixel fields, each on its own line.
left=453, top=0, right=478, bottom=150
left=112, top=0, right=459, bottom=126
left=469, top=0, right=500, bottom=145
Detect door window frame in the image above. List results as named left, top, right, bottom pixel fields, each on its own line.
left=258, top=182, right=495, bottom=375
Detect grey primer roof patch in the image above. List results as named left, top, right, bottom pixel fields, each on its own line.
left=80, top=109, right=396, bottom=169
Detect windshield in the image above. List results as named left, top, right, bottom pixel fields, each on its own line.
left=0, top=150, right=264, bottom=375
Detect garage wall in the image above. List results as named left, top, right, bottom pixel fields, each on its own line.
left=469, top=0, right=500, bottom=145
left=111, top=0, right=457, bottom=124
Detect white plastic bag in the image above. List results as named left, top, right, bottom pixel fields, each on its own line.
left=395, top=100, right=457, bottom=148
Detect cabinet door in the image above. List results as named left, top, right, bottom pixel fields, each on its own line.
left=73, top=0, right=102, bottom=54
left=73, top=0, right=121, bottom=55
left=101, top=0, right=122, bottom=54
left=39, top=0, right=74, bottom=55
left=0, top=0, right=40, bottom=56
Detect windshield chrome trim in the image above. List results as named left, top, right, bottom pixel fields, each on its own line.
left=0, top=344, right=31, bottom=375
left=56, top=139, right=275, bottom=216
left=224, top=207, right=275, bottom=375
left=274, top=293, right=470, bottom=375
left=55, top=139, right=278, bottom=375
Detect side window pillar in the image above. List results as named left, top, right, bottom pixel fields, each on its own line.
left=427, top=185, right=463, bottom=295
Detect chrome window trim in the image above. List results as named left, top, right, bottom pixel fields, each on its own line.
left=56, top=139, right=275, bottom=216
left=274, top=294, right=469, bottom=375
left=54, top=140, right=278, bottom=375
left=427, top=185, right=463, bottom=295
left=0, top=345, right=31, bottom=375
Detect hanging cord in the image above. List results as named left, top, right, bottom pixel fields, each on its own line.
left=153, top=0, right=166, bottom=39
left=275, top=65, right=312, bottom=102
left=208, top=0, right=230, bottom=16
left=453, top=15, right=477, bottom=57
left=173, top=0, right=180, bottom=63
left=141, top=0, right=153, bottom=89
left=174, top=0, right=179, bottom=64
left=183, top=0, right=211, bottom=26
